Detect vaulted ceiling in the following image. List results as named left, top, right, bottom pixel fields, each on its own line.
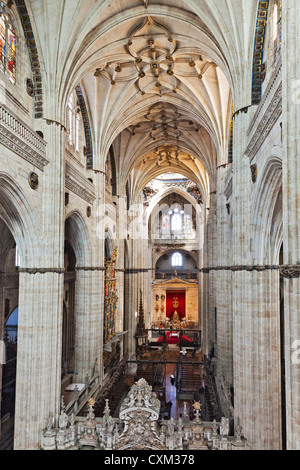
left=28, top=0, right=258, bottom=203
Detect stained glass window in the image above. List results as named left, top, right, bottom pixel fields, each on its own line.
left=0, top=3, right=16, bottom=83
left=184, top=214, right=192, bottom=231
left=162, top=215, right=170, bottom=231
left=0, top=12, right=5, bottom=72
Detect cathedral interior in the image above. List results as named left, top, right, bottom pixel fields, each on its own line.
left=0, top=0, right=299, bottom=451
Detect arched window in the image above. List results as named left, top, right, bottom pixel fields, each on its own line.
left=172, top=252, right=183, bottom=267
left=183, top=214, right=192, bottom=231
left=75, top=113, right=80, bottom=151
left=67, top=94, right=74, bottom=145
left=0, top=3, right=16, bottom=83
left=162, top=215, right=170, bottom=231
left=67, top=92, right=81, bottom=150
left=4, top=307, right=18, bottom=343
left=15, top=245, right=20, bottom=267
left=171, top=213, right=182, bottom=231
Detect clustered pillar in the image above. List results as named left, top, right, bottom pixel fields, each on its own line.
left=282, top=0, right=300, bottom=450
left=14, top=122, right=65, bottom=450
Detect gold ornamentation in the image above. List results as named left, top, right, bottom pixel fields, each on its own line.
left=193, top=402, right=202, bottom=412
left=111, top=246, right=118, bottom=263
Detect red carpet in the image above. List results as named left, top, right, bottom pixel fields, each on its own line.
left=157, top=332, right=192, bottom=345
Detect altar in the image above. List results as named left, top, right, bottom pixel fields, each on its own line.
left=151, top=278, right=199, bottom=327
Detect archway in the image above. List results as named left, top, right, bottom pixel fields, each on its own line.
left=64, top=212, right=92, bottom=383
left=0, top=219, right=19, bottom=449
left=62, top=240, right=76, bottom=379
left=2, top=308, right=18, bottom=422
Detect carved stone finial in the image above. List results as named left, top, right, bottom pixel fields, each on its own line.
left=46, top=415, right=53, bottom=433
left=212, top=419, right=218, bottom=434
left=220, top=417, right=230, bottom=437
left=235, top=418, right=243, bottom=440
left=61, top=395, right=66, bottom=411
left=104, top=399, right=111, bottom=418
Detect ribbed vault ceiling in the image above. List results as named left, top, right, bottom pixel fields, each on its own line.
left=28, top=0, right=258, bottom=203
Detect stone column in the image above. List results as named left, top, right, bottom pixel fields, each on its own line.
left=281, top=1, right=300, bottom=450
left=216, top=166, right=233, bottom=391
left=123, top=196, right=149, bottom=360
left=74, top=266, right=104, bottom=383
left=207, top=192, right=218, bottom=354
left=14, top=121, right=65, bottom=450
left=231, top=111, right=281, bottom=450
left=115, top=196, right=126, bottom=359
left=200, top=206, right=210, bottom=356
left=89, top=170, right=105, bottom=383
left=124, top=239, right=139, bottom=360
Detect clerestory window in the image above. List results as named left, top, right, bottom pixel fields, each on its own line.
left=0, top=2, right=16, bottom=84
left=172, top=252, right=183, bottom=267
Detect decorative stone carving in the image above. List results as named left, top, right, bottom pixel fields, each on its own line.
left=0, top=104, right=48, bottom=170
left=65, top=161, right=96, bottom=204
left=79, top=399, right=99, bottom=449
left=187, top=185, right=203, bottom=204
left=220, top=417, right=230, bottom=438
left=28, top=172, right=39, bottom=190
left=280, top=265, right=300, bottom=279
left=95, top=16, right=215, bottom=97
left=116, top=379, right=164, bottom=450
left=41, top=381, right=249, bottom=451
left=130, top=104, right=201, bottom=143
left=143, top=186, right=158, bottom=207
left=250, top=164, right=257, bottom=183
left=26, top=78, right=34, bottom=97
left=246, top=79, right=282, bottom=161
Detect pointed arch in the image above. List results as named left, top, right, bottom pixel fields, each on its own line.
left=65, top=211, right=92, bottom=267
left=0, top=172, right=40, bottom=267
left=252, top=156, right=282, bottom=263
left=109, top=145, right=117, bottom=196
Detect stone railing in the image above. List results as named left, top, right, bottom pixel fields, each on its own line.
left=65, top=161, right=96, bottom=204
left=0, top=103, right=48, bottom=171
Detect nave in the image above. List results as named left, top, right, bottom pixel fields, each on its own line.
left=93, top=349, right=222, bottom=425
left=0, top=0, right=298, bottom=451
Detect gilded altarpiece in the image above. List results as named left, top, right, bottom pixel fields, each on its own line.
left=104, top=248, right=118, bottom=345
